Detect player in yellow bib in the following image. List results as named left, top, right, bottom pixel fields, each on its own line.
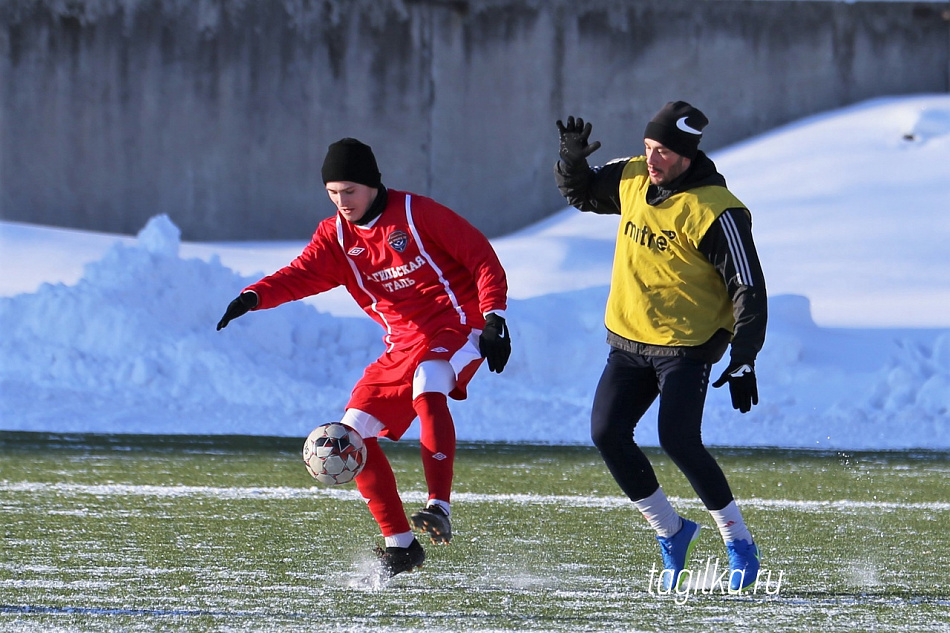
left=555, top=102, right=768, bottom=593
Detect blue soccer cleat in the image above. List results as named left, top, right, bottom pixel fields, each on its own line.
left=656, top=518, right=701, bottom=591
left=726, top=539, right=761, bottom=592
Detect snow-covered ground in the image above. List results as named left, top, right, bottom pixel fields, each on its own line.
left=1, top=95, right=948, bottom=450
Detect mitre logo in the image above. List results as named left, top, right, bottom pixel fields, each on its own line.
left=388, top=230, right=409, bottom=253
left=623, top=221, right=676, bottom=253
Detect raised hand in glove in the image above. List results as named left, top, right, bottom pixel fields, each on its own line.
left=479, top=313, right=511, bottom=374
left=556, top=116, right=602, bottom=165
left=712, top=361, right=758, bottom=413
left=216, top=291, right=258, bottom=331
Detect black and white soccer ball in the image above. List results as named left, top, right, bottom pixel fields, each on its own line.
left=302, top=423, right=367, bottom=485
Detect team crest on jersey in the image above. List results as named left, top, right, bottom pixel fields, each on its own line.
left=347, top=247, right=365, bottom=256
left=387, top=230, right=410, bottom=253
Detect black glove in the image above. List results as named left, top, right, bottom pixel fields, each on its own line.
left=712, top=360, right=758, bottom=413
left=556, top=116, right=602, bottom=165
left=216, top=291, right=258, bottom=331
left=479, top=313, right=511, bottom=374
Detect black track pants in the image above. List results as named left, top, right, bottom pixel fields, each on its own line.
left=590, top=347, right=734, bottom=511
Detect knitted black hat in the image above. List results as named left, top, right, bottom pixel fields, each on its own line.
left=321, top=138, right=381, bottom=187
left=643, top=101, right=709, bottom=160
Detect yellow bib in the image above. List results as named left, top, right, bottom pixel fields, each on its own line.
left=606, top=158, right=744, bottom=346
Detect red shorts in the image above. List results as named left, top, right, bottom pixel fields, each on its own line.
left=346, top=328, right=484, bottom=440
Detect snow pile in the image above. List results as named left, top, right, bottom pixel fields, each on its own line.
left=0, top=216, right=379, bottom=435
left=1, top=215, right=947, bottom=448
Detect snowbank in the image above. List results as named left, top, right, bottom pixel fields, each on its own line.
left=1, top=215, right=947, bottom=449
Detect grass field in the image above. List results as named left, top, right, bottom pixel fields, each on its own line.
left=1, top=432, right=949, bottom=632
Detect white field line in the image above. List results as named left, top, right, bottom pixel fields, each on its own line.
left=2, top=481, right=949, bottom=513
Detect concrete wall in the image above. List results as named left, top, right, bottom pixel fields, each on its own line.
left=1, top=0, right=948, bottom=240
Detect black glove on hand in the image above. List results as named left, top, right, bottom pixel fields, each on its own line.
left=712, top=361, right=759, bottom=413
left=556, top=116, right=602, bottom=165
left=216, top=291, right=258, bottom=331
left=479, top=313, right=511, bottom=374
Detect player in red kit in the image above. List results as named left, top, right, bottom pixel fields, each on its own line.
left=217, top=138, right=511, bottom=578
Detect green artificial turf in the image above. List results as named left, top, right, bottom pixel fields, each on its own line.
left=1, top=433, right=948, bottom=632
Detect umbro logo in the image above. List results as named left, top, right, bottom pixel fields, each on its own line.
left=347, top=247, right=365, bottom=256
left=432, top=452, right=448, bottom=461
left=431, top=346, right=449, bottom=353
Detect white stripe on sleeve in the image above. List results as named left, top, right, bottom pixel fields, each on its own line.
left=718, top=212, right=754, bottom=286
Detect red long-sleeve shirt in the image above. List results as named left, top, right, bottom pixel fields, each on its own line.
left=246, top=189, right=508, bottom=352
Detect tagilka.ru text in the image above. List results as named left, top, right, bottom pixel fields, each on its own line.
left=648, top=557, right=784, bottom=604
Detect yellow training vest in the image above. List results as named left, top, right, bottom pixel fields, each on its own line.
left=606, top=157, right=744, bottom=347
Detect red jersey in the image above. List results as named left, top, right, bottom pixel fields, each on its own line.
left=246, top=189, right=508, bottom=352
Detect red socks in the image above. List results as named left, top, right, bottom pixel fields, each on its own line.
left=413, top=392, right=456, bottom=503
left=354, top=437, right=410, bottom=537
left=352, top=393, right=456, bottom=538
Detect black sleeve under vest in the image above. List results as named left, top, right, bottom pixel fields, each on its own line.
left=698, top=207, right=768, bottom=365
left=553, top=159, right=628, bottom=215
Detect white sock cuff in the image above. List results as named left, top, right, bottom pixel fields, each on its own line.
left=633, top=487, right=682, bottom=538
left=709, top=500, right=753, bottom=544
left=384, top=530, right=416, bottom=549
left=427, top=499, right=451, bottom=517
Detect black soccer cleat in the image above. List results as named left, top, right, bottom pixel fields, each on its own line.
left=411, top=504, right=452, bottom=544
left=374, top=538, right=426, bottom=577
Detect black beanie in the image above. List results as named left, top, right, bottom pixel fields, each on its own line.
left=321, top=138, right=381, bottom=187
left=643, top=101, right=709, bottom=160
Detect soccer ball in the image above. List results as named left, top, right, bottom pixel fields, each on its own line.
left=302, top=423, right=367, bottom=485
